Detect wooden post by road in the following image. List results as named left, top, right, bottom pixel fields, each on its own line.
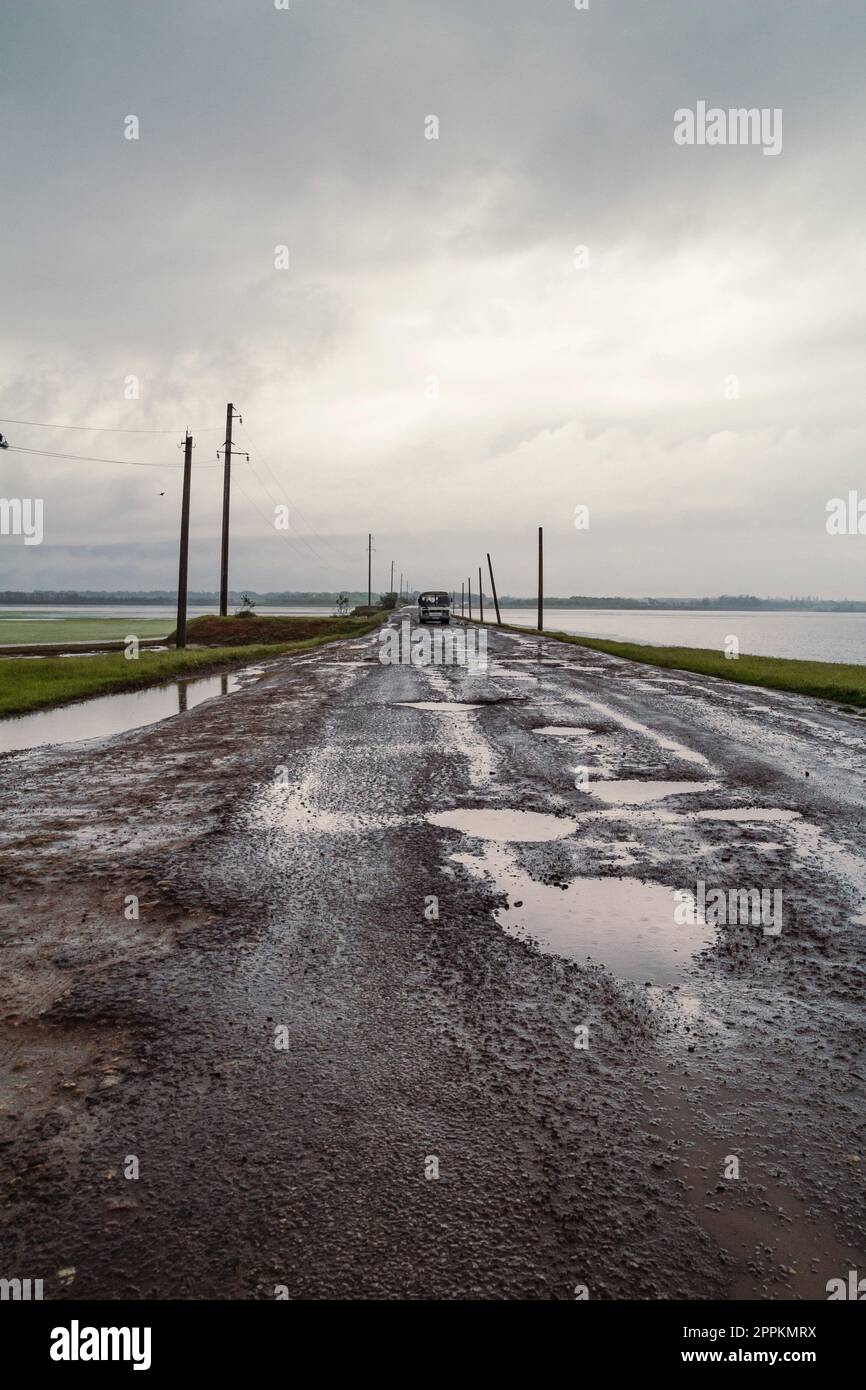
left=537, top=526, right=543, bottom=632
left=487, top=553, right=502, bottom=625
left=176, top=432, right=193, bottom=649
left=478, top=566, right=484, bottom=623
left=468, top=576, right=472, bottom=621
left=461, top=580, right=464, bottom=616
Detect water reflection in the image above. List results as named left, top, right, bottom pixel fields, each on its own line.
left=0, top=671, right=247, bottom=755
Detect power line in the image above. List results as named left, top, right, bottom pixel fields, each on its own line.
left=236, top=423, right=361, bottom=570
left=231, top=472, right=355, bottom=583
left=4, top=444, right=220, bottom=469
left=235, top=448, right=355, bottom=579
left=0, top=416, right=222, bottom=434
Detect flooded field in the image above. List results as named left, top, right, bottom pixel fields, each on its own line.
left=496, top=607, right=866, bottom=665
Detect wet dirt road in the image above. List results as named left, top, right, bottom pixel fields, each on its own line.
left=1, top=614, right=864, bottom=1300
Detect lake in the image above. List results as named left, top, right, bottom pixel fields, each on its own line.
left=491, top=608, right=866, bottom=665
left=2, top=604, right=864, bottom=665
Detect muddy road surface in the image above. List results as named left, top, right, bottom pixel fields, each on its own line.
left=1, top=614, right=864, bottom=1299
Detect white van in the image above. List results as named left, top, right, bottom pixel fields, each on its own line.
left=418, top=591, right=451, bottom=624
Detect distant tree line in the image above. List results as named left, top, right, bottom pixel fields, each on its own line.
left=498, top=594, right=866, bottom=612
left=3, top=590, right=865, bottom=611
left=0, top=589, right=378, bottom=605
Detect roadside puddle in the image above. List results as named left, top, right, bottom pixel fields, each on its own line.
left=692, top=808, right=800, bottom=824
left=0, top=668, right=261, bottom=755
left=452, top=843, right=714, bottom=983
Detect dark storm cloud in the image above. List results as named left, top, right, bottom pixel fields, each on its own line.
left=1, top=0, right=864, bottom=595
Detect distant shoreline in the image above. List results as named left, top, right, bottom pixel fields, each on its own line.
left=3, top=593, right=865, bottom=614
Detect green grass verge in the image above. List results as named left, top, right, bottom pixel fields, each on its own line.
left=0, top=616, right=172, bottom=646
left=0, top=617, right=383, bottom=718
left=462, top=617, right=866, bottom=708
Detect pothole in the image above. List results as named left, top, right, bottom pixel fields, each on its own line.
left=583, top=779, right=718, bottom=806
left=428, top=808, right=579, bottom=842
left=533, top=725, right=595, bottom=738
left=692, top=808, right=800, bottom=824
left=397, top=701, right=482, bottom=712
left=453, top=844, right=714, bottom=984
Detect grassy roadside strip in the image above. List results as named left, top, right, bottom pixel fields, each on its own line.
left=458, top=616, right=866, bottom=709
left=0, top=617, right=384, bottom=718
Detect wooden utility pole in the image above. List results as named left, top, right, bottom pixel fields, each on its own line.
left=218, top=403, right=237, bottom=617
left=176, top=433, right=193, bottom=648
left=367, top=533, right=372, bottom=609
left=461, top=580, right=464, bottom=616
left=487, top=553, right=502, bottom=625
left=478, top=566, right=484, bottom=623
left=399, top=572, right=403, bottom=600
left=537, top=525, right=543, bottom=631
left=468, top=576, right=472, bottom=620
left=390, top=559, right=394, bottom=595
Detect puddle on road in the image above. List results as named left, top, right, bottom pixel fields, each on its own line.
left=428, top=807, right=579, bottom=842
left=398, top=701, right=483, bottom=712
left=585, top=779, right=718, bottom=806
left=0, top=670, right=256, bottom=755
left=453, top=843, right=713, bottom=984
left=692, top=808, right=800, bottom=824
left=533, top=725, right=595, bottom=738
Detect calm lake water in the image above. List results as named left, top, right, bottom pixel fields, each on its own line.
left=2, top=604, right=864, bottom=664
left=493, top=608, right=866, bottom=665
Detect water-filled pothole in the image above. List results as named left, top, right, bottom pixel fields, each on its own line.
left=533, top=725, right=595, bottom=738
left=454, top=843, right=714, bottom=983
left=692, top=808, right=800, bottom=824
left=584, top=779, right=718, bottom=806
left=398, top=701, right=482, bottom=712
left=428, top=807, right=579, bottom=842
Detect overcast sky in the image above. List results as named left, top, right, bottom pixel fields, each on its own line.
left=1, top=0, right=864, bottom=597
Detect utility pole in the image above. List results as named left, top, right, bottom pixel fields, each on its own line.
left=176, top=432, right=193, bottom=649
left=478, top=566, right=484, bottom=623
left=461, top=580, right=464, bottom=616
left=367, top=533, right=372, bottom=609
left=468, top=576, right=472, bottom=620
left=537, top=525, right=543, bottom=632
left=487, top=553, right=502, bottom=625
left=399, top=572, right=403, bottom=600
left=218, top=403, right=240, bottom=617
left=390, top=559, right=394, bottom=595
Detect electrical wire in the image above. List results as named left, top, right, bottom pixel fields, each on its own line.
left=231, top=472, right=355, bottom=584
left=229, top=436, right=358, bottom=581
left=240, top=454, right=341, bottom=572
left=0, top=416, right=222, bottom=434
left=4, top=445, right=220, bottom=469
left=236, top=423, right=363, bottom=571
